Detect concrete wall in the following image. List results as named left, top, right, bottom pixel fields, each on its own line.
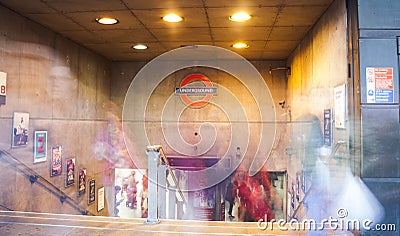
left=0, top=0, right=352, bottom=221
left=111, top=60, right=290, bottom=173
left=285, top=0, right=348, bottom=218
left=0, top=6, right=113, bottom=216
left=0, top=3, right=291, bottom=218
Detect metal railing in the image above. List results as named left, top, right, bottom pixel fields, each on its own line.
left=290, top=140, right=347, bottom=220
left=146, top=145, right=188, bottom=223
left=0, top=149, right=94, bottom=216
left=158, top=147, right=186, bottom=204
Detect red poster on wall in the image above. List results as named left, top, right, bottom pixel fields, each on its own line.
left=366, top=67, right=394, bottom=103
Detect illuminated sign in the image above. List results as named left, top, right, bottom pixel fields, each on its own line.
left=175, top=73, right=217, bottom=108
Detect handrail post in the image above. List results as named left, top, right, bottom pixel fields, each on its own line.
left=145, top=145, right=187, bottom=223
left=157, top=164, right=167, bottom=219
left=145, top=145, right=161, bottom=224
left=167, top=184, right=176, bottom=219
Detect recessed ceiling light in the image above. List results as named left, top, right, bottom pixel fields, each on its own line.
left=96, top=17, right=119, bottom=25
left=232, top=42, right=249, bottom=49
left=162, top=13, right=183, bottom=23
left=229, top=12, right=251, bottom=22
left=132, top=44, right=148, bottom=50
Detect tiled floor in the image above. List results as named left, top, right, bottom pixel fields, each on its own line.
left=0, top=211, right=355, bottom=235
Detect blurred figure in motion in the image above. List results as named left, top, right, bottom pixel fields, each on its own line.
left=126, top=171, right=138, bottom=209
left=237, top=171, right=251, bottom=221
left=114, top=185, right=124, bottom=217
left=141, top=174, right=148, bottom=218
left=225, top=178, right=237, bottom=220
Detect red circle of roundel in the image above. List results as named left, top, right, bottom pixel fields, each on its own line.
left=179, top=73, right=213, bottom=108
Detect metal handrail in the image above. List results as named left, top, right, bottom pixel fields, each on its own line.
left=158, top=147, right=186, bottom=204
left=323, top=140, right=347, bottom=164
left=290, top=140, right=347, bottom=220
left=0, top=204, right=13, bottom=211
left=0, top=149, right=94, bottom=216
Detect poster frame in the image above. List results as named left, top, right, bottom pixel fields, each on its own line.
left=33, top=131, right=47, bottom=163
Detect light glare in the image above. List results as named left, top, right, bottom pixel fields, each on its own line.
left=133, top=44, right=148, bottom=50
left=162, top=13, right=183, bottom=23
left=229, top=12, right=251, bottom=22
left=96, top=17, right=118, bottom=25
left=232, top=42, right=249, bottom=49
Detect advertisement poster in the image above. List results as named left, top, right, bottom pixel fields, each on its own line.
left=34, top=131, right=47, bottom=163
left=334, top=84, right=346, bottom=129
left=366, top=67, right=394, bottom=103
left=12, top=112, right=29, bottom=147
left=50, top=146, right=62, bottom=177
left=291, top=183, right=296, bottom=209
left=192, top=187, right=216, bottom=220
left=98, top=186, right=105, bottom=212
left=65, top=158, right=76, bottom=187
left=78, top=168, right=86, bottom=196
left=88, top=179, right=95, bottom=205
left=323, top=109, right=332, bottom=146
left=0, top=71, right=6, bottom=104
left=296, top=172, right=301, bottom=201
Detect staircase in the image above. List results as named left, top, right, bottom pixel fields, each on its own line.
left=0, top=149, right=94, bottom=216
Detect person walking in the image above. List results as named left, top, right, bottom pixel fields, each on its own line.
left=225, top=180, right=237, bottom=219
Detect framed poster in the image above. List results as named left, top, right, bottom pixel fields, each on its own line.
left=65, top=158, right=76, bottom=187
left=97, top=186, right=105, bottom=212
left=301, top=171, right=307, bottom=193
left=334, top=84, right=346, bottom=129
left=33, top=131, right=47, bottom=163
left=50, top=146, right=62, bottom=177
left=12, top=112, right=29, bottom=147
left=78, top=168, right=86, bottom=196
left=0, top=71, right=6, bottom=105
left=295, top=172, right=301, bottom=202
left=88, top=179, right=95, bottom=205
left=323, top=109, right=332, bottom=146
left=291, top=183, right=296, bottom=210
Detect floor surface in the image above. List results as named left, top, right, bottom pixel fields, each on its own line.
left=0, top=211, right=355, bottom=235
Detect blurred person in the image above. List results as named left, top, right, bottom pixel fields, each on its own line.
left=140, top=174, right=149, bottom=210
left=92, top=101, right=140, bottom=216
left=114, top=185, right=124, bottom=217
left=237, top=172, right=252, bottom=221
left=141, top=174, right=148, bottom=217
left=126, top=171, right=138, bottom=209
left=249, top=182, right=275, bottom=222
left=225, top=179, right=237, bottom=219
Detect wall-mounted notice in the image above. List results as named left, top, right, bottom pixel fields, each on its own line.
left=334, top=84, right=346, bottom=129
left=366, top=67, right=394, bottom=103
left=0, top=72, right=6, bottom=105
left=97, top=186, right=105, bottom=212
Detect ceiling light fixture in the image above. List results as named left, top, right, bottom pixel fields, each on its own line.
left=162, top=13, right=183, bottom=23
left=229, top=12, right=251, bottom=22
left=132, top=44, right=148, bottom=50
left=95, top=17, right=119, bottom=25
left=232, top=42, right=249, bottom=49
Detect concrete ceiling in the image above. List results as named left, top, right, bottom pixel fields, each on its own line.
left=0, top=0, right=334, bottom=61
